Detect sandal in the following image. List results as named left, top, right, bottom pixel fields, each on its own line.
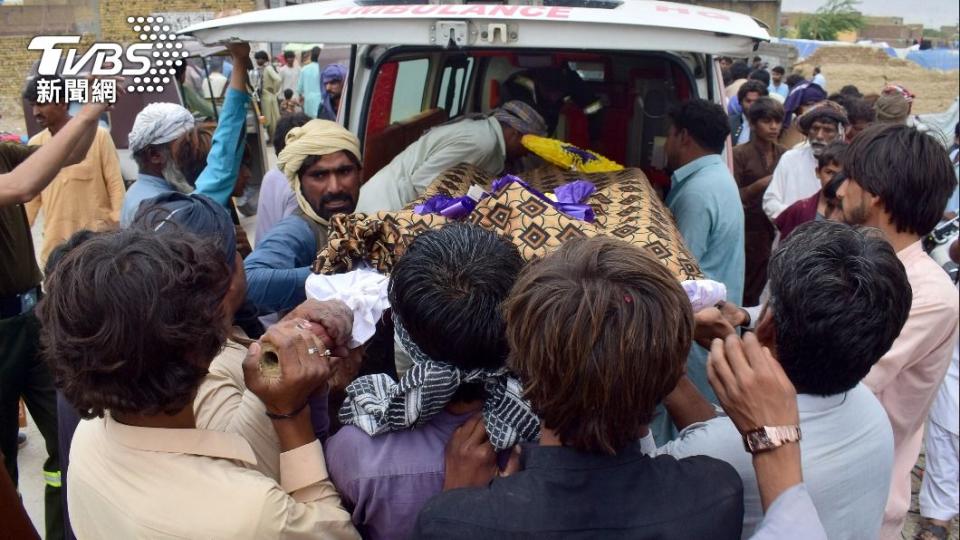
left=914, top=520, right=950, bottom=540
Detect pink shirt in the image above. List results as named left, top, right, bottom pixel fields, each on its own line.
left=864, top=241, right=959, bottom=539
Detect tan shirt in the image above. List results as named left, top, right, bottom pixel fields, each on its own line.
left=864, top=241, right=960, bottom=539
left=26, top=126, right=125, bottom=265
left=68, top=340, right=360, bottom=540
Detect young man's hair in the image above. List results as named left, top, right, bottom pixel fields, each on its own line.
left=842, top=123, right=956, bottom=236
left=273, top=112, right=310, bottom=154
left=737, top=80, right=769, bottom=108
left=44, top=229, right=99, bottom=277
left=37, top=229, right=232, bottom=419
left=767, top=221, right=911, bottom=396
left=283, top=88, right=294, bottom=100
left=772, top=66, right=785, bottom=75
left=310, top=46, right=321, bottom=62
left=667, top=99, right=730, bottom=155
left=747, top=97, right=784, bottom=125
left=729, top=61, right=751, bottom=81
left=843, top=98, right=876, bottom=125
left=389, top=223, right=523, bottom=371
left=839, top=84, right=863, bottom=98
left=505, top=237, right=693, bottom=455
left=816, top=141, right=847, bottom=170
left=254, top=50, right=269, bottom=62
left=747, top=69, right=770, bottom=87
left=22, top=75, right=67, bottom=104
left=785, top=73, right=805, bottom=90
left=752, top=55, right=762, bottom=63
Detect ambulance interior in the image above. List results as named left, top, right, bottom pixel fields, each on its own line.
left=360, top=48, right=710, bottom=188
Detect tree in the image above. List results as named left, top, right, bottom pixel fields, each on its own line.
left=796, top=0, right=865, bottom=41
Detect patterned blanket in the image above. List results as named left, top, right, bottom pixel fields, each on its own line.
left=313, top=163, right=702, bottom=281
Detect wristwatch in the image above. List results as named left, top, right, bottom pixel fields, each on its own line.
left=743, top=425, right=802, bottom=454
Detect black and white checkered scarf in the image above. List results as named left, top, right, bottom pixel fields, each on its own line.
left=338, top=321, right=540, bottom=450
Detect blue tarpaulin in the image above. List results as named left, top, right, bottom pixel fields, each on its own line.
left=906, top=49, right=960, bottom=71
left=778, top=38, right=897, bottom=61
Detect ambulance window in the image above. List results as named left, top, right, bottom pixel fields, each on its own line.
left=390, top=58, right=430, bottom=122
left=438, top=57, right=475, bottom=117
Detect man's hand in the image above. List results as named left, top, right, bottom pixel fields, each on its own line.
left=442, top=415, right=521, bottom=490
left=243, top=319, right=337, bottom=416
left=328, top=347, right=363, bottom=393
left=718, top=301, right=750, bottom=328
left=281, top=299, right=353, bottom=351
left=227, top=42, right=252, bottom=69
left=707, top=333, right=798, bottom=435
left=693, top=307, right=736, bottom=349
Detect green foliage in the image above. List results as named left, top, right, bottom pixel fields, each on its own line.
left=796, top=0, right=865, bottom=41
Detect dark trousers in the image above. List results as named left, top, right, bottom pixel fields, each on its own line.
left=0, top=311, right=64, bottom=540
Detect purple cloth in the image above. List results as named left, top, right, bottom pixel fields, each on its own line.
left=325, top=409, right=473, bottom=540
left=783, top=82, right=827, bottom=128
left=255, top=167, right=299, bottom=242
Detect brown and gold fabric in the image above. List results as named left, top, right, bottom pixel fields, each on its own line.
left=313, top=163, right=702, bottom=281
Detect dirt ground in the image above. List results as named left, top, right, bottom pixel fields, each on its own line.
left=795, top=46, right=960, bottom=114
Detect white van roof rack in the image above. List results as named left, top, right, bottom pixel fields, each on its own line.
left=355, top=0, right=624, bottom=8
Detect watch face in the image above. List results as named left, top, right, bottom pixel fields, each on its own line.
left=747, top=429, right=774, bottom=452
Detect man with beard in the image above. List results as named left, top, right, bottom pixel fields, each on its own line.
left=763, top=101, right=848, bottom=221
left=120, top=43, right=252, bottom=227
left=244, top=119, right=363, bottom=315
left=833, top=123, right=959, bottom=539
left=317, top=64, right=347, bottom=121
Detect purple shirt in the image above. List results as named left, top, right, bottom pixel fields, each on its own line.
left=255, top=167, right=299, bottom=242
left=325, top=409, right=473, bottom=540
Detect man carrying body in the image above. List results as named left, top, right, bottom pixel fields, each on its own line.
left=660, top=99, right=745, bottom=416
left=834, top=123, right=959, bottom=539
left=23, top=76, right=125, bottom=265
left=763, top=101, right=848, bottom=221
left=659, top=220, right=909, bottom=539
left=122, top=43, right=251, bottom=226
left=412, top=236, right=745, bottom=539
left=1, top=98, right=109, bottom=540
left=244, top=120, right=363, bottom=315
left=355, top=101, right=546, bottom=213
left=317, top=64, right=347, bottom=121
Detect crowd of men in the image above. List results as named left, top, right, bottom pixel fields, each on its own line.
left=0, top=43, right=958, bottom=540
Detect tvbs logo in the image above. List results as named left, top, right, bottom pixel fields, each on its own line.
left=28, top=16, right=188, bottom=100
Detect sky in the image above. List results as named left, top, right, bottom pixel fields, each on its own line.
left=781, top=0, right=959, bottom=29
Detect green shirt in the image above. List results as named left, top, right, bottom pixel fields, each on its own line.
left=0, top=143, right=42, bottom=295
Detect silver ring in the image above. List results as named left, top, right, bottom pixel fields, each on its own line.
left=296, top=319, right=310, bottom=331
left=307, top=347, right=319, bottom=355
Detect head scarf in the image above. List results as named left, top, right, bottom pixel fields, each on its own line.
left=322, top=63, right=348, bottom=84
left=128, top=103, right=196, bottom=153
left=882, top=84, right=916, bottom=103
left=797, top=100, right=850, bottom=135
left=276, top=119, right=362, bottom=225
left=493, top=100, right=548, bottom=137
left=339, top=317, right=540, bottom=450
left=875, top=93, right=911, bottom=124
left=132, top=192, right=237, bottom=271
left=783, top=81, right=828, bottom=128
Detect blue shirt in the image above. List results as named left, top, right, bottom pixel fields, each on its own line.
left=662, top=154, right=745, bottom=425
left=297, top=63, right=322, bottom=119
left=769, top=82, right=789, bottom=99
left=243, top=214, right=316, bottom=314
left=666, top=154, right=745, bottom=304
left=120, top=87, right=250, bottom=227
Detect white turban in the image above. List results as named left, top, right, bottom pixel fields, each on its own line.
left=277, top=119, right=362, bottom=225
left=128, top=103, right=196, bottom=153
